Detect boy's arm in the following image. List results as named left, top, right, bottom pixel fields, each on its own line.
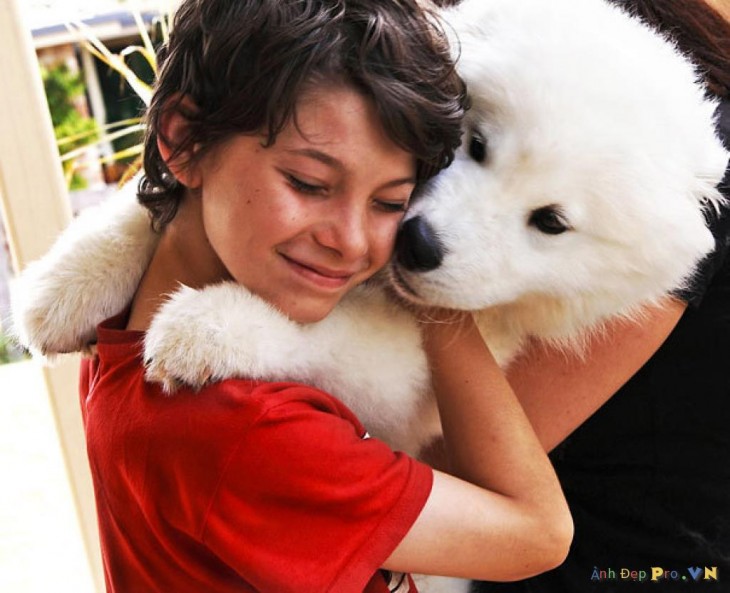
left=384, top=312, right=573, bottom=582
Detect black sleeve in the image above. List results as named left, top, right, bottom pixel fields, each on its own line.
left=673, top=99, right=730, bottom=307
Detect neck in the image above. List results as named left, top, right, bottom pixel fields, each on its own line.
left=126, top=192, right=229, bottom=331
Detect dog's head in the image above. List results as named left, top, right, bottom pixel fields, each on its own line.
left=389, top=0, right=728, bottom=328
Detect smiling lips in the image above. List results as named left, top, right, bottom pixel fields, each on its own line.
left=280, top=253, right=360, bottom=290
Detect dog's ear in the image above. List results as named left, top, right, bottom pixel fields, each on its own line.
left=157, top=94, right=203, bottom=189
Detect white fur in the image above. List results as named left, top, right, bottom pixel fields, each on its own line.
left=10, top=178, right=159, bottom=357
left=10, top=1, right=729, bottom=591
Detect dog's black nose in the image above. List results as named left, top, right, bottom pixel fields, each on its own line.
left=396, top=216, right=444, bottom=271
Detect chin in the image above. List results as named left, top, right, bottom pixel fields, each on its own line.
left=284, top=302, right=337, bottom=325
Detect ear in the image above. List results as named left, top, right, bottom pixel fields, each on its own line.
left=157, top=95, right=203, bottom=189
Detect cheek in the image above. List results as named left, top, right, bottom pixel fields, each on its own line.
left=371, top=219, right=401, bottom=265
left=201, top=191, right=255, bottom=263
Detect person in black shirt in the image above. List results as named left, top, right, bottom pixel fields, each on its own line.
left=474, top=1, right=730, bottom=591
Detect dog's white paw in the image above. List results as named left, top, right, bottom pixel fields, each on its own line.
left=143, top=282, right=307, bottom=393
left=10, top=180, right=157, bottom=357
left=144, top=322, right=213, bottom=394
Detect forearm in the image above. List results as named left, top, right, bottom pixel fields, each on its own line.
left=422, top=313, right=573, bottom=570
left=423, top=314, right=566, bottom=510
left=384, top=312, right=572, bottom=579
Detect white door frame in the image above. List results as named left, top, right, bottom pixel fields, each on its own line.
left=0, top=1, right=103, bottom=590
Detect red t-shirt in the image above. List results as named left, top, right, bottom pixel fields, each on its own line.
left=79, top=313, right=433, bottom=593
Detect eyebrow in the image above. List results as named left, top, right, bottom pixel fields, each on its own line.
left=284, top=148, right=417, bottom=187
left=285, top=148, right=341, bottom=169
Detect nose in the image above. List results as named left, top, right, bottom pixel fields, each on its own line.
left=316, top=203, right=369, bottom=261
left=396, top=216, right=444, bottom=271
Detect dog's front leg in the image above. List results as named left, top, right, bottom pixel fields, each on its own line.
left=143, top=281, right=434, bottom=453
left=11, top=180, right=157, bottom=356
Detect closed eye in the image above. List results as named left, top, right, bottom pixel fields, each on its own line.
left=286, top=174, right=326, bottom=195
left=375, top=200, right=408, bottom=214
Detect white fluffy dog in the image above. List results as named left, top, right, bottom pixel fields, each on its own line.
left=11, top=0, right=728, bottom=590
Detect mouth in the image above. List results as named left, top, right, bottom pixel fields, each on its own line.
left=280, top=253, right=356, bottom=290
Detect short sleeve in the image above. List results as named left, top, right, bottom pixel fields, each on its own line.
left=200, top=396, right=433, bottom=593
left=673, top=100, right=730, bottom=307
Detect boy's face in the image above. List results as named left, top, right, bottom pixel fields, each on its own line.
left=192, top=85, right=417, bottom=323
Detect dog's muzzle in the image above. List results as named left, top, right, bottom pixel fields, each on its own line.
left=395, top=216, right=445, bottom=272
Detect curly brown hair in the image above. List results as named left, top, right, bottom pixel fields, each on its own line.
left=138, top=0, right=468, bottom=228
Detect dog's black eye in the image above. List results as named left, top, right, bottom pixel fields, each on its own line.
left=468, top=129, right=488, bottom=163
left=528, top=206, right=571, bottom=235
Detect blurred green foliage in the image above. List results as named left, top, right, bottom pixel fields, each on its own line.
left=0, top=329, right=26, bottom=365
left=42, top=63, right=99, bottom=190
